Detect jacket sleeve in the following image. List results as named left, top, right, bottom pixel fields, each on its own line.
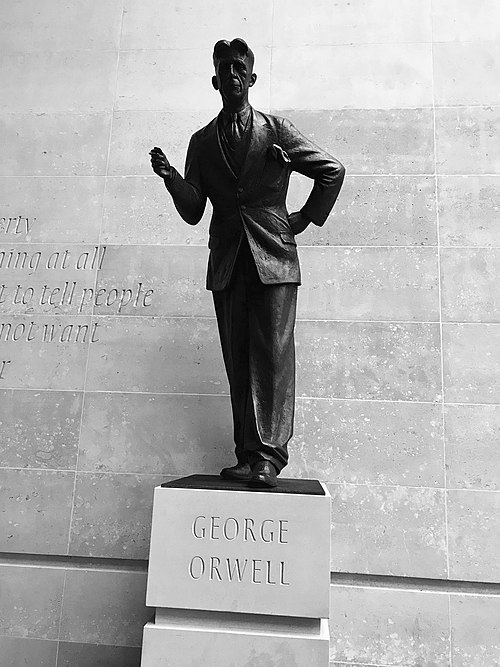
left=165, top=134, right=207, bottom=225
left=278, top=118, right=345, bottom=227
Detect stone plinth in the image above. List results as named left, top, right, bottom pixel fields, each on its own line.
left=142, top=474, right=331, bottom=666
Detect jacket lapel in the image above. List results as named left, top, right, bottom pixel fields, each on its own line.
left=203, top=116, right=237, bottom=182
left=238, top=109, right=271, bottom=189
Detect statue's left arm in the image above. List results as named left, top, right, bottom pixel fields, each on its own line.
left=278, top=118, right=346, bottom=229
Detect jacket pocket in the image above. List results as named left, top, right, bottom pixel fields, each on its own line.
left=280, top=232, right=297, bottom=246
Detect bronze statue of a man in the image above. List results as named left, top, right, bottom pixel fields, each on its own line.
left=151, top=38, right=345, bottom=487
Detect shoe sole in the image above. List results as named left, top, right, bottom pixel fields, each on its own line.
left=248, top=476, right=277, bottom=488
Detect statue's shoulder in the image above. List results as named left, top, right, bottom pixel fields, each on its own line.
left=190, top=116, right=218, bottom=144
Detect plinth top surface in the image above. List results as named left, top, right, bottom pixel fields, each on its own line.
left=161, top=474, right=325, bottom=495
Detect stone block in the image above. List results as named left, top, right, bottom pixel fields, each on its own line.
left=438, top=175, right=500, bottom=247
left=0, top=636, right=58, bottom=667
left=85, top=316, right=226, bottom=393
left=448, top=489, right=500, bottom=582
left=271, top=44, right=433, bottom=109
left=328, top=484, right=447, bottom=577
left=146, top=477, right=331, bottom=618
left=434, top=42, right=500, bottom=106
left=78, top=392, right=232, bottom=475
left=0, top=564, right=65, bottom=638
left=450, top=595, right=500, bottom=667
left=0, top=112, right=111, bottom=176
left=433, top=0, right=500, bottom=41
left=101, top=175, right=211, bottom=245
left=443, top=323, right=500, bottom=403
left=297, top=247, right=439, bottom=321
left=289, top=398, right=444, bottom=487
left=94, top=244, right=212, bottom=317
left=329, top=586, right=450, bottom=665
left=142, top=612, right=329, bottom=667
left=295, top=320, right=442, bottom=402
left=445, top=404, right=500, bottom=491
left=0, top=315, right=92, bottom=390
left=0, top=243, right=102, bottom=316
left=116, top=49, right=271, bottom=113
left=69, top=472, right=164, bottom=559
left=108, top=110, right=211, bottom=176
left=121, top=0, right=273, bottom=50
left=441, top=248, right=500, bottom=322
left=57, top=643, right=142, bottom=667
left=0, top=389, right=82, bottom=469
left=59, top=569, right=149, bottom=646
left=0, top=51, right=117, bottom=113
left=0, top=176, right=104, bottom=243
left=435, top=107, right=500, bottom=175
left=279, top=109, right=434, bottom=174
left=0, top=469, right=74, bottom=554
left=273, top=0, right=431, bottom=46
left=290, top=174, right=437, bottom=246
left=0, top=0, right=123, bottom=53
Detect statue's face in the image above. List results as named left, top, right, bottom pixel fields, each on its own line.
left=212, top=52, right=256, bottom=104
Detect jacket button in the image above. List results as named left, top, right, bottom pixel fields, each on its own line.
left=241, top=204, right=246, bottom=210
left=237, top=187, right=243, bottom=194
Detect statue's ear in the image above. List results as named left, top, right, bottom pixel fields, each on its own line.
left=212, top=75, right=219, bottom=91
left=249, top=73, right=257, bottom=88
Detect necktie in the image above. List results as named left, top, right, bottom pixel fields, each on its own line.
left=229, top=113, right=242, bottom=146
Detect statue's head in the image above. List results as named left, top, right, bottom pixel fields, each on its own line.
left=212, top=38, right=257, bottom=107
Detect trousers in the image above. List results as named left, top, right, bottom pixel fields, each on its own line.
left=212, top=239, right=298, bottom=473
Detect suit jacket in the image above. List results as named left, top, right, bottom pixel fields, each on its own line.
left=167, top=108, right=345, bottom=291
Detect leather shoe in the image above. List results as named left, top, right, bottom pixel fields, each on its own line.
left=220, top=463, right=252, bottom=481
left=249, top=461, right=278, bottom=488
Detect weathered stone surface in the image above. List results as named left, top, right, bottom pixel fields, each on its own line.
left=0, top=112, right=111, bottom=177
left=121, top=0, right=273, bottom=50
left=102, top=175, right=211, bottom=245
left=438, top=175, right=500, bottom=247
left=57, top=643, right=142, bottom=667
left=443, top=323, right=500, bottom=403
left=0, top=637, right=58, bottom=667
left=60, top=569, right=149, bottom=646
left=295, top=320, right=442, bottom=401
left=441, top=248, right=500, bottom=322
left=108, top=110, right=210, bottom=176
left=272, top=44, right=433, bottom=109
left=448, top=489, right=500, bottom=582
left=291, top=175, right=437, bottom=246
left=445, top=404, right=500, bottom=491
left=0, top=0, right=123, bottom=52
left=94, top=244, right=211, bottom=317
left=328, top=484, right=447, bottom=577
left=0, top=52, right=117, bottom=113
left=85, top=316, right=226, bottom=393
left=117, top=49, right=271, bottom=113
left=69, top=472, right=165, bottom=559
left=433, top=0, right=500, bottom=41
left=434, top=42, right=500, bottom=106
left=435, top=107, right=500, bottom=174
left=450, top=595, right=500, bottom=667
left=0, top=176, right=104, bottom=243
left=273, top=0, right=431, bottom=46
left=0, top=469, right=74, bottom=554
left=298, top=247, right=439, bottom=321
left=0, top=389, right=82, bottom=469
left=0, top=564, right=65, bottom=639
left=0, top=315, right=92, bottom=390
left=79, top=392, right=232, bottom=475
left=288, top=398, right=444, bottom=487
left=329, top=586, right=450, bottom=665
left=279, top=109, right=434, bottom=174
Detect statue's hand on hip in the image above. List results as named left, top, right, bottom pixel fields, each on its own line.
left=150, top=147, right=172, bottom=180
left=288, top=211, right=311, bottom=235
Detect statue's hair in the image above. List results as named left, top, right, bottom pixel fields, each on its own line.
left=213, top=38, right=254, bottom=70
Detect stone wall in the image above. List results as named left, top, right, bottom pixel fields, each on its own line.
left=1, top=1, right=499, bottom=665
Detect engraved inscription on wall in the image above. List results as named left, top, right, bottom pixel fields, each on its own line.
left=0, top=215, right=154, bottom=381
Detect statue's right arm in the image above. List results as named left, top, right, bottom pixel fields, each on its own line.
left=150, top=136, right=206, bottom=226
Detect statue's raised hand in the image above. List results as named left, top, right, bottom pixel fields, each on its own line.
left=150, top=147, right=172, bottom=179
